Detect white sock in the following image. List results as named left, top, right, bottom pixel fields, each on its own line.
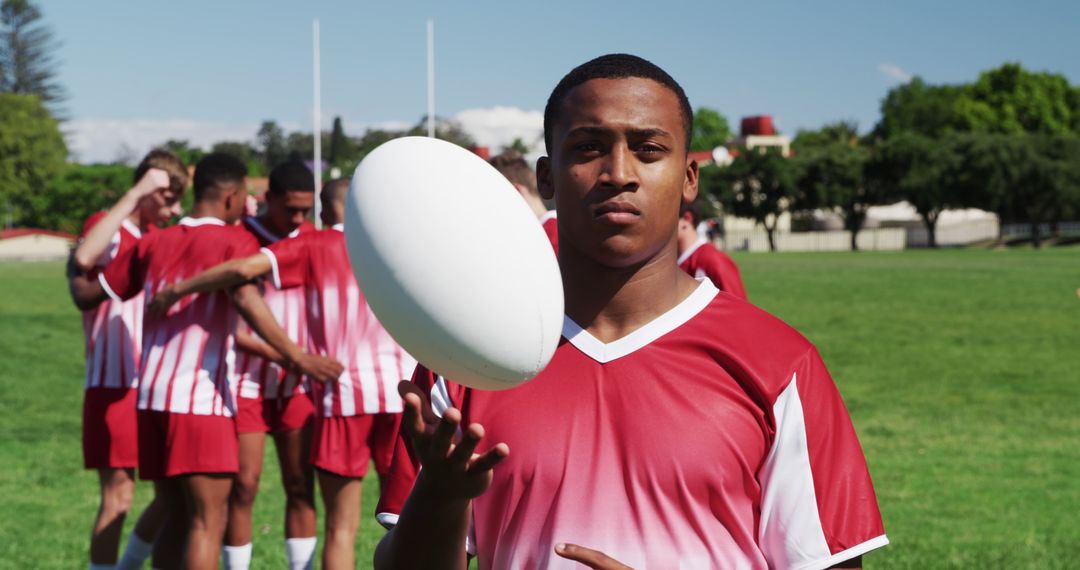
left=285, top=537, right=317, bottom=570
left=89, top=564, right=117, bottom=570
left=222, top=543, right=253, bottom=570
left=116, top=532, right=154, bottom=570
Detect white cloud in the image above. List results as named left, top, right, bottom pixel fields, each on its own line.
left=66, top=107, right=546, bottom=165
left=877, top=63, right=913, bottom=83
left=66, top=118, right=262, bottom=164
left=453, top=106, right=544, bottom=158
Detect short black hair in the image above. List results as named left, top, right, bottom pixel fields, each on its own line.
left=193, top=153, right=247, bottom=202
left=268, top=160, right=314, bottom=196
left=680, top=200, right=705, bottom=226
left=543, top=53, right=693, bottom=153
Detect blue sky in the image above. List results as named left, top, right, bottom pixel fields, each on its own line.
left=45, top=0, right=1080, bottom=163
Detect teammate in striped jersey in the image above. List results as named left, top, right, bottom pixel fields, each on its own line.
left=489, top=150, right=560, bottom=253
left=676, top=200, right=747, bottom=300
left=374, top=54, right=885, bottom=569
left=149, top=179, right=417, bottom=570
left=67, top=149, right=187, bottom=570
left=71, top=153, right=343, bottom=570
left=226, top=161, right=319, bottom=570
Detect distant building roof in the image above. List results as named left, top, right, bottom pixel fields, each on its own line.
left=1, top=228, right=76, bottom=241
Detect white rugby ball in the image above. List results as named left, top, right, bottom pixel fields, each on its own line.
left=344, top=137, right=563, bottom=391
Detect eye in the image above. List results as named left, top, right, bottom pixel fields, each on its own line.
left=575, top=141, right=603, bottom=154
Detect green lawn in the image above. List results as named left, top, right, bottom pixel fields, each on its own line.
left=1, top=249, right=1078, bottom=568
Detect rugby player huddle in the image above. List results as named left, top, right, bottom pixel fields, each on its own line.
left=69, top=54, right=884, bottom=570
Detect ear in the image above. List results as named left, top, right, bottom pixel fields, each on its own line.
left=683, top=157, right=700, bottom=204
left=536, top=156, right=554, bottom=201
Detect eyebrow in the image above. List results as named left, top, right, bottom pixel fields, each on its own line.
left=565, top=126, right=674, bottom=139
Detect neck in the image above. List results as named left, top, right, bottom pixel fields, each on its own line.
left=189, top=201, right=226, bottom=222
left=560, top=237, right=698, bottom=343
left=127, top=211, right=146, bottom=231
left=676, top=228, right=700, bottom=255
left=524, top=194, right=548, bottom=220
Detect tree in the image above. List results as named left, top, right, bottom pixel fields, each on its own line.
left=502, top=137, right=530, bottom=155
left=874, top=77, right=966, bottom=139
left=691, top=107, right=732, bottom=152
left=328, top=116, right=348, bottom=165
left=956, top=63, right=1080, bottom=135
left=0, top=0, right=65, bottom=109
left=866, top=134, right=966, bottom=248
left=32, top=164, right=133, bottom=234
left=407, top=115, right=476, bottom=148
left=256, top=120, right=288, bottom=169
left=211, top=141, right=262, bottom=176
left=159, top=139, right=204, bottom=167
left=705, top=147, right=798, bottom=251
left=793, top=121, right=860, bottom=152
left=797, top=142, right=876, bottom=250
left=0, top=92, right=66, bottom=228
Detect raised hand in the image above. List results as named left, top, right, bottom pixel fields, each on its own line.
left=131, top=168, right=171, bottom=199
left=399, top=381, right=508, bottom=500
left=555, top=543, right=634, bottom=569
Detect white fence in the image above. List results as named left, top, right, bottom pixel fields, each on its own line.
left=1002, top=221, right=1080, bottom=239
left=906, top=219, right=1000, bottom=247
left=718, top=227, right=907, bottom=252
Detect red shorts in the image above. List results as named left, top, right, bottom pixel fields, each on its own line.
left=311, top=413, right=401, bottom=478
left=137, top=410, right=238, bottom=480
left=235, top=395, right=314, bottom=435
left=83, top=388, right=139, bottom=470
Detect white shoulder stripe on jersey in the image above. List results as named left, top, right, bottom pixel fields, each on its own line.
left=120, top=218, right=142, bottom=239
left=260, top=248, right=282, bottom=290
left=98, top=272, right=124, bottom=303
left=539, top=210, right=558, bottom=224
left=564, top=278, right=718, bottom=364
left=676, top=237, right=708, bottom=265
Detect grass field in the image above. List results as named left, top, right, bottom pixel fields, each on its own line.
left=1, top=248, right=1078, bottom=568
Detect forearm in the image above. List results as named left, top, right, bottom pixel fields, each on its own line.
left=235, top=328, right=285, bottom=363
left=231, top=283, right=304, bottom=364
left=67, top=257, right=108, bottom=310
left=373, top=472, right=471, bottom=570
left=73, top=195, right=141, bottom=271
left=176, top=258, right=263, bottom=298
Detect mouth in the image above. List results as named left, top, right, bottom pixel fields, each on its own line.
left=592, top=201, right=642, bottom=225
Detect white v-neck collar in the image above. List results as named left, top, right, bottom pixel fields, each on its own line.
left=121, top=219, right=142, bottom=239
left=179, top=216, right=225, bottom=227
left=539, top=210, right=558, bottom=224
left=677, top=237, right=708, bottom=265
left=563, top=278, right=718, bottom=363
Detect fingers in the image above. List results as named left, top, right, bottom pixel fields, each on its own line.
left=430, top=406, right=461, bottom=457
left=399, top=386, right=430, bottom=441
left=468, top=442, right=509, bottom=473
left=554, top=543, right=632, bottom=569
left=397, top=380, right=439, bottom=424
left=447, top=423, right=484, bottom=468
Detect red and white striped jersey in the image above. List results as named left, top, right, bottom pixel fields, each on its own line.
left=235, top=216, right=313, bottom=400
left=263, top=224, right=417, bottom=417
left=378, top=279, right=886, bottom=569
left=540, top=210, right=559, bottom=254
left=80, top=212, right=145, bottom=390
left=678, top=237, right=748, bottom=300
left=100, top=217, right=260, bottom=417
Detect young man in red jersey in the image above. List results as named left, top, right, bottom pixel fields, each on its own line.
left=374, top=54, right=887, bottom=570
left=489, top=150, right=559, bottom=253
left=68, top=150, right=187, bottom=570
left=71, top=153, right=342, bottom=570
left=676, top=200, right=747, bottom=300
left=224, top=160, right=319, bottom=570
left=149, top=179, right=417, bottom=570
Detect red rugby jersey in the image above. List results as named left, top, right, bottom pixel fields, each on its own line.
left=262, top=224, right=417, bottom=417
left=80, top=212, right=145, bottom=390
left=101, top=217, right=260, bottom=417
left=234, top=216, right=313, bottom=400
left=377, top=280, right=886, bottom=569
left=540, top=210, right=559, bottom=254
left=678, top=237, right=748, bottom=300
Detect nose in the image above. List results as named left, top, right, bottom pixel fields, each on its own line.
left=599, top=143, right=638, bottom=191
